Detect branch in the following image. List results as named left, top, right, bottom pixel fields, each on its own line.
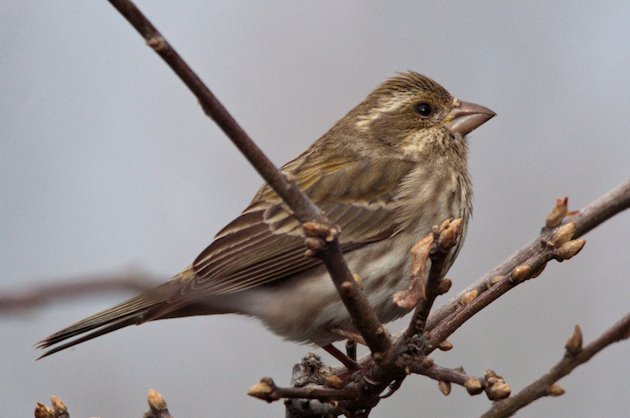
left=480, top=314, right=630, bottom=418
left=107, top=0, right=391, bottom=364
left=403, top=360, right=510, bottom=400
left=34, top=396, right=69, bottom=418
left=249, top=377, right=359, bottom=403
left=422, top=179, right=630, bottom=350
left=0, top=271, right=157, bottom=314
left=34, top=390, right=176, bottom=418
left=144, top=389, right=175, bottom=418
left=426, top=178, right=630, bottom=332
left=398, top=218, right=461, bottom=341
left=427, top=229, right=584, bottom=348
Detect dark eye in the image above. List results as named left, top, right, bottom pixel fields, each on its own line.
left=414, top=102, right=433, bottom=117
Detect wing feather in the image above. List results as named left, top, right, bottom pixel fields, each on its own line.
left=186, top=157, right=415, bottom=297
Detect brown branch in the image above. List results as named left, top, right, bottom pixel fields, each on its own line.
left=283, top=353, right=353, bottom=417
left=402, top=359, right=480, bottom=392
left=107, top=0, right=391, bottom=364
left=248, top=377, right=359, bottom=403
left=427, top=245, right=561, bottom=348
left=400, top=219, right=461, bottom=341
left=426, top=178, right=630, bottom=332
left=1, top=271, right=157, bottom=314
left=402, top=360, right=511, bottom=400
left=480, top=314, right=630, bottom=418
left=34, top=395, right=69, bottom=418
left=249, top=358, right=505, bottom=406
left=144, top=389, right=175, bottom=418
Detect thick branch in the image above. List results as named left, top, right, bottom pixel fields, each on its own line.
left=107, top=0, right=391, bottom=363
left=481, top=314, right=630, bottom=418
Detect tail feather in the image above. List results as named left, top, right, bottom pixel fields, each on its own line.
left=37, top=269, right=195, bottom=357
left=37, top=316, right=139, bottom=359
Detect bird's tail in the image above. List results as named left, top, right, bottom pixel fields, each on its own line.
left=37, top=268, right=196, bottom=359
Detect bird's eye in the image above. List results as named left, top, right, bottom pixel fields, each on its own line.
left=414, top=102, right=433, bottom=117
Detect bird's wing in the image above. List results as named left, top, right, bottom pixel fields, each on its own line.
left=187, top=157, right=416, bottom=296
left=36, top=157, right=416, bottom=356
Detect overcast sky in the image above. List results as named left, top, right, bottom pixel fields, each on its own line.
left=2, top=1, right=629, bottom=417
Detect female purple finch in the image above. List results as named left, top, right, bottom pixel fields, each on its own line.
left=38, top=71, right=494, bottom=357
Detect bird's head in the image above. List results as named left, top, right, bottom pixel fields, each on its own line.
left=350, top=71, right=495, bottom=159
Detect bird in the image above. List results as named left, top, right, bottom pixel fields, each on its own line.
left=38, top=71, right=495, bottom=359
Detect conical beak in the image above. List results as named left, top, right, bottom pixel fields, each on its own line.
left=445, top=99, right=496, bottom=136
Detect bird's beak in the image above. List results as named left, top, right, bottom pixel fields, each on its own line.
left=445, top=99, right=496, bottom=136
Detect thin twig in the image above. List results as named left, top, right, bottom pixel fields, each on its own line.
left=248, top=377, right=359, bottom=403
left=34, top=395, right=69, bottom=418
left=144, top=389, right=175, bottom=418
left=480, top=314, right=630, bottom=418
left=401, top=219, right=461, bottom=341
left=1, top=271, right=157, bottom=314
left=403, top=361, right=487, bottom=397
left=107, top=0, right=391, bottom=364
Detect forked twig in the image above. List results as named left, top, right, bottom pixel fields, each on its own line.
left=481, top=314, right=630, bottom=418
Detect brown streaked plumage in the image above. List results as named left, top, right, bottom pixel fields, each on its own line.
left=38, top=71, right=495, bottom=357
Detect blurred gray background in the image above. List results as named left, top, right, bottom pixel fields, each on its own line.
left=2, top=1, right=629, bottom=417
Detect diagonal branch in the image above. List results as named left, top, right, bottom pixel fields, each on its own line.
left=480, top=314, right=630, bottom=418
left=426, top=180, right=630, bottom=340
left=107, top=0, right=391, bottom=364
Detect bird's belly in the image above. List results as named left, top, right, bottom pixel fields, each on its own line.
left=235, top=232, right=421, bottom=346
